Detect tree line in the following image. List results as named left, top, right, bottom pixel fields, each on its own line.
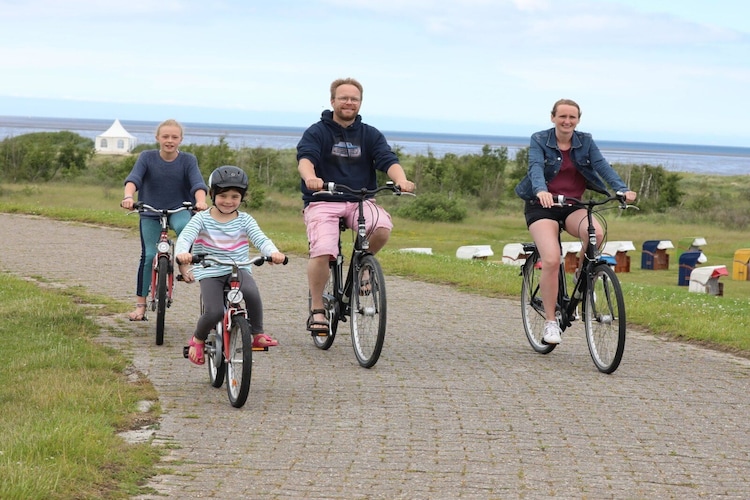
left=0, top=130, right=686, bottom=222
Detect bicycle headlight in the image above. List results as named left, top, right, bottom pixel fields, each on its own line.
left=157, top=241, right=171, bottom=253
left=227, top=289, right=244, bottom=304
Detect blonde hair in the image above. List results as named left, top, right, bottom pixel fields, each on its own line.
left=330, top=78, right=363, bottom=100
left=155, top=119, right=184, bottom=138
left=551, top=99, right=581, bottom=118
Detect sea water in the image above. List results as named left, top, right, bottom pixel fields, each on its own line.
left=1, top=115, right=748, bottom=176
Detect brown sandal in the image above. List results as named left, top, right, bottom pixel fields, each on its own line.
left=128, top=303, right=147, bottom=321
left=306, top=309, right=329, bottom=335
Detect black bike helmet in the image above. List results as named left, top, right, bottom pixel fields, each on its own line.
left=208, top=165, right=249, bottom=200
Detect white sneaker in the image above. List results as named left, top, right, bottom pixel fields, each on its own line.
left=543, top=321, right=562, bottom=344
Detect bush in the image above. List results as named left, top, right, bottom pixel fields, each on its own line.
left=396, top=193, right=467, bottom=222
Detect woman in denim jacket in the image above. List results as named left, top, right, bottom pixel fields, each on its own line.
left=514, top=99, right=637, bottom=345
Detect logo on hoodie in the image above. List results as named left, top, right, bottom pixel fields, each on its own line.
left=331, top=141, right=361, bottom=158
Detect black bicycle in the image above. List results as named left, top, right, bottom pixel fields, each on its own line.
left=520, top=193, right=635, bottom=374
left=309, top=181, right=410, bottom=368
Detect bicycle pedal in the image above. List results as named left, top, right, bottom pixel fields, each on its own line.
left=252, top=346, right=269, bottom=352
left=182, top=346, right=189, bottom=358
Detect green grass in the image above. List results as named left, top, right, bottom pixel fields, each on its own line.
left=0, top=273, right=162, bottom=499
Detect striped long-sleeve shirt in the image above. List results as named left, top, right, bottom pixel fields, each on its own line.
left=175, top=210, right=279, bottom=280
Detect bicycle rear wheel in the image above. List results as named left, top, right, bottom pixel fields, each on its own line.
left=520, top=251, right=556, bottom=354
left=584, top=263, right=626, bottom=373
left=226, top=315, right=253, bottom=408
left=155, top=255, right=169, bottom=345
left=350, top=254, right=386, bottom=368
left=311, top=260, right=339, bottom=350
left=204, top=295, right=225, bottom=388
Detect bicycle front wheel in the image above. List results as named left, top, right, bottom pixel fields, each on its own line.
left=226, top=315, right=253, bottom=408
left=520, top=251, right=556, bottom=354
left=584, top=264, right=626, bottom=374
left=350, top=254, right=386, bottom=368
left=155, top=255, right=169, bottom=345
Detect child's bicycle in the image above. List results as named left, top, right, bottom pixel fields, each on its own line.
left=182, top=253, right=288, bottom=408
left=310, top=181, right=412, bottom=368
left=519, top=193, right=635, bottom=374
left=129, top=201, right=194, bottom=345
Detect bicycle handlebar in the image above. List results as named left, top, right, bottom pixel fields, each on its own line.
left=189, top=253, right=289, bottom=267
left=552, top=192, right=633, bottom=210
left=129, top=201, right=194, bottom=216
left=314, top=181, right=413, bottom=198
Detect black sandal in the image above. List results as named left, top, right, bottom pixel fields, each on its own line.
left=306, top=309, right=329, bottom=335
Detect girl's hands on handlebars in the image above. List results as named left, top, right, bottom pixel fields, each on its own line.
left=120, top=197, right=135, bottom=210
left=269, top=251, right=287, bottom=265
left=175, top=252, right=195, bottom=283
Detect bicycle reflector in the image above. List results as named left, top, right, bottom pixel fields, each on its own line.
left=227, top=289, right=244, bottom=304
left=157, top=241, right=170, bottom=253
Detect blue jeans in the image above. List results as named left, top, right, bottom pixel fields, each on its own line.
left=135, top=211, right=192, bottom=297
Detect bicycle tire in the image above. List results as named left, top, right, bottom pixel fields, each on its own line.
left=226, top=315, right=253, bottom=408
left=350, top=254, right=386, bottom=368
left=205, top=295, right=225, bottom=388
left=155, top=255, right=169, bottom=345
left=520, top=251, right=556, bottom=354
left=584, top=263, right=626, bottom=374
left=311, top=260, right=338, bottom=350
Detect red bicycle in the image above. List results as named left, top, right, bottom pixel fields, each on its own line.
left=129, top=201, right=194, bottom=345
left=182, top=253, right=288, bottom=408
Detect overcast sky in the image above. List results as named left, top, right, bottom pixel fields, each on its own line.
left=0, top=0, right=748, bottom=147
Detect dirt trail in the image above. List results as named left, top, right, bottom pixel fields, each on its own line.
left=2, top=213, right=750, bottom=499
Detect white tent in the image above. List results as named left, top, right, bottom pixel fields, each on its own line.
left=95, top=119, right=137, bottom=154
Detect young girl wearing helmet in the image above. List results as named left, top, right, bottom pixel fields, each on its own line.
left=175, top=166, right=287, bottom=364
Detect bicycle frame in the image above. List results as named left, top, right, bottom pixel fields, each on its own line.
left=130, top=201, right=193, bottom=345
left=520, top=192, right=633, bottom=373
left=186, top=253, right=287, bottom=408
left=311, top=181, right=410, bottom=367
left=558, top=201, right=606, bottom=330
left=150, top=212, right=176, bottom=306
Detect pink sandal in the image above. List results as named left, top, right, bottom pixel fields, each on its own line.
left=252, top=334, right=278, bottom=348
left=186, top=337, right=205, bottom=365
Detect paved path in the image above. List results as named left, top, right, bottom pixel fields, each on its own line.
left=2, top=213, right=750, bottom=499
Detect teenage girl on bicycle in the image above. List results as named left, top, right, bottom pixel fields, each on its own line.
left=121, top=119, right=208, bottom=321
left=175, top=166, right=286, bottom=365
left=514, top=99, right=637, bottom=345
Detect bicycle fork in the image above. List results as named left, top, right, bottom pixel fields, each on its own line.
left=149, top=243, right=174, bottom=308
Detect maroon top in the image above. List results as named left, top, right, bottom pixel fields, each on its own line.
left=546, top=149, right=586, bottom=198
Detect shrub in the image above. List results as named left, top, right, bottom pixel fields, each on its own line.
left=396, top=193, right=467, bottom=222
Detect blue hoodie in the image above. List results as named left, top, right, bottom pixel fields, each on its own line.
left=296, top=110, right=399, bottom=206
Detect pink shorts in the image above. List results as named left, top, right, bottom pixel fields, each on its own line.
left=303, top=200, right=393, bottom=258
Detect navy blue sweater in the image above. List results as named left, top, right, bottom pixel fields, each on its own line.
left=296, top=110, right=399, bottom=205
left=124, top=150, right=208, bottom=219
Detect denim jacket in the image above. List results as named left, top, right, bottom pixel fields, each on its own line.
left=514, top=128, right=628, bottom=201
